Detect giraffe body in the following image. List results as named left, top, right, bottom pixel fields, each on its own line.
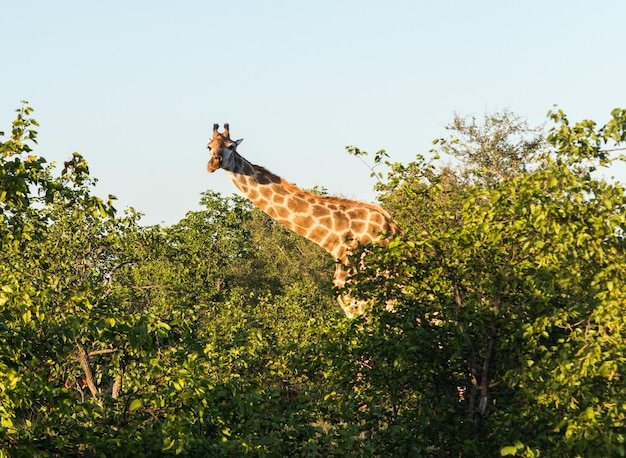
left=207, top=124, right=401, bottom=317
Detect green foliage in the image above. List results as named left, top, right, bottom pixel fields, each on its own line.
left=335, top=108, right=626, bottom=456
left=0, top=103, right=338, bottom=456
left=2, top=102, right=625, bottom=456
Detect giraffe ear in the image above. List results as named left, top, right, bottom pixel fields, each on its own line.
left=233, top=138, right=244, bottom=148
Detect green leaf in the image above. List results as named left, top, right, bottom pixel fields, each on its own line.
left=500, top=445, right=518, bottom=456
left=129, top=399, right=142, bottom=411
left=163, top=437, right=175, bottom=451
left=501, top=441, right=525, bottom=456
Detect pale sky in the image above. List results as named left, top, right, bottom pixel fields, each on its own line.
left=3, top=1, right=625, bottom=225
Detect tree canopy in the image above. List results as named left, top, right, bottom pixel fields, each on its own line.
left=1, top=102, right=625, bottom=457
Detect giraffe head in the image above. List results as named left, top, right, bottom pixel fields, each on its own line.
left=206, top=123, right=243, bottom=173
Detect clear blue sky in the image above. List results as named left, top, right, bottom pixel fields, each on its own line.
left=3, top=1, right=625, bottom=225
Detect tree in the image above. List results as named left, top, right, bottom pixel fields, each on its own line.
left=327, top=108, right=626, bottom=456
left=442, top=109, right=545, bottom=184
left=0, top=103, right=340, bottom=455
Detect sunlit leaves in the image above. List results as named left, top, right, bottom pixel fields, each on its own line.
left=1, top=102, right=341, bottom=455
left=339, top=108, right=626, bottom=456
left=2, top=103, right=625, bottom=456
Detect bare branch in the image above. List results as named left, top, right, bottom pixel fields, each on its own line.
left=76, top=344, right=99, bottom=400
left=88, top=348, right=118, bottom=357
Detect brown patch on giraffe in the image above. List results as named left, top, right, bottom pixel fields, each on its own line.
left=308, top=226, right=330, bottom=243
left=276, top=205, right=290, bottom=219
left=369, top=212, right=384, bottom=225
left=260, top=186, right=273, bottom=200
left=334, top=214, right=350, bottom=232
left=264, top=205, right=278, bottom=219
left=293, top=215, right=314, bottom=228
left=311, top=205, right=330, bottom=217
left=351, top=221, right=366, bottom=234
left=256, top=197, right=271, bottom=211
left=272, top=192, right=286, bottom=205
left=247, top=189, right=260, bottom=201
left=347, top=208, right=368, bottom=220
left=288, top=196, right=310, bottom=213
left=322, top=233, right=341, bottom=252
left=237, top=183, right=250, bottom=194
left=318, top=216, right=333, bottom=229
left=333, top=244, right=347, bottom=261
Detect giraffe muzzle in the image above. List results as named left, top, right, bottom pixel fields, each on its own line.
left=207, top=156, right=221, bottom=172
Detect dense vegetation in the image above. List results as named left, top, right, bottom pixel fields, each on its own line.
left=1, top=103, right=625, bottom=457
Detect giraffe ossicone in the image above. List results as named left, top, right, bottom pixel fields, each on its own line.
left=206, top=123, right=401, bottom=317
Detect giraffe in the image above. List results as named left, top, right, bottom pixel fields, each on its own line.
left=206, top=123, right=401, bottom=317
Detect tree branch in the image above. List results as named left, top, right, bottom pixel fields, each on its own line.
left=88, top=348, right=118, bottom=357
left=76, top=343, right=99, bottom=400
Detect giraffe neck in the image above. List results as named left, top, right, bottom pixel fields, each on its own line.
left=222, top=151, right=398, bottom=262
